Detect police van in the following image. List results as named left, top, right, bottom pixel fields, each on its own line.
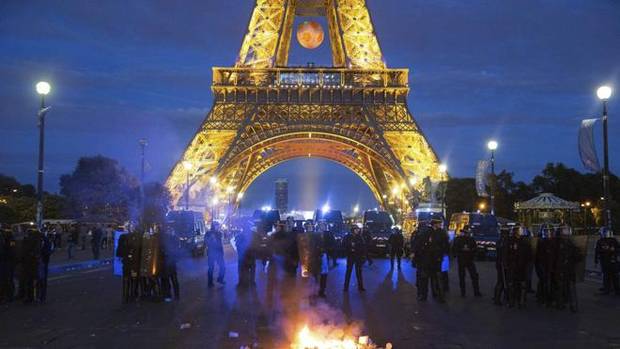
left=165, top=210, right=207, bottom=257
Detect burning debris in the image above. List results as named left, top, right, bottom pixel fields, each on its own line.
left=290, top=324, right=392, bottom=349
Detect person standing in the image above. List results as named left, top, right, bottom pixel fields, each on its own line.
left=493, top=230, right=510, bottom=305
left=553, top=226, right=582, bottom=312
left=452, top=227, right=482, bottom=297
left=507, top=226, right=533, bottom=308
left=343, top=226, right=366, bottom=292
left=595, top=227, right=620, bottom=295
left=91, top=224, right=103, bottom=260
left=207, top=223, right=226, bottom=288
left=38, top=229, right=54, bottom=303
left=116, top=228, right=142, bottom=303
left=0, top=229, right=16, bottom=302
left=535, top=225, right=556, bottom=306
left=388, top=227, right=404, bottom=270
left=21, top=229, right=42, bottom=303
left=235, top=228, right=256, bottom=288
left=312, top=222, right=330, bottom=297
left=67, top=224, right=79, bottom=260
left=362, top=227, right=373, bottom=266
left=160, top=229, right=180, bottom=301
left=412, top=219, right=448, bottom=302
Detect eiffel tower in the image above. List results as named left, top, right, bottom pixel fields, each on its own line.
left=166, top=0, right=444, bottom=215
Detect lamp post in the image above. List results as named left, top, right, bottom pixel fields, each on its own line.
left=582, top=201, right=591, bottom=232
left=597, top=85, right=613, bottom=230
left=487, top=140, right=498, bottom=216
left=182, top=161, right=193, bottom=210
left=35, top=81, right=51, bottom=230
left=139, top=138, right=148, bottom=221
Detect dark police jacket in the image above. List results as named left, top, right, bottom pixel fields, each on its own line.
left=506, top=236, right=533, bottom=280
left=206, top=229, right=224, bottom=256
left=412, top=227, right=449, bottom=271
left=554, top=237, right=582, bottom=281
left=452, top=235, right=477, bottom=263
left=535, top=237, right=556, bottom=275
left=343, top=233, right=367, bottom=261
left=595, top=237, right=619, bottom=267
left=388, top=232, right=404, bottom=254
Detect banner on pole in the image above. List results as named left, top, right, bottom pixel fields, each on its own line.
left=476, top=160, right=490, bottom=197
left=578, top=118, right=601, bottom=172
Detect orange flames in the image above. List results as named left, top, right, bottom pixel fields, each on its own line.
left=291, top=324, right=391, bottom=349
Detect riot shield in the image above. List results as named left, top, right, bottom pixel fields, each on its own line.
left=139, top=233, right=161, bottom=278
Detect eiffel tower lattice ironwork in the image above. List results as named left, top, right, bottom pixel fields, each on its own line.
left=166, top=0, right=445, bottom=215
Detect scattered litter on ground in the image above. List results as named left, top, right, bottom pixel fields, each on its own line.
left=229, top=331, right=239, bottom=338
left=180, top=323, right=191, bottom=330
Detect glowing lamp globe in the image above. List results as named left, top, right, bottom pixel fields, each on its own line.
left=297, top=21, right=324, bottom=49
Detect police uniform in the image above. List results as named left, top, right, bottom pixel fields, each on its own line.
left=412, top=224, right=448, bottom=302
left=343, top=229, right=366, bottom=292
left=388, top=229, right=404, bottom=270
left=207, top=227, right=226, bottom=287
left=553, top=231, right=581, bottom=312
left=452, top=230, right=481, bottom=297
left=506, top=231, right=533, bottom=308
left=595, top=235, right=620, bottom=295
left=534, top=231, right=556, bottom=306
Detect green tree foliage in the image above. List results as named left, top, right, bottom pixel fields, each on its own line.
left=60, top=155, right=139, bottom=222
left=445, top=178, right=477, bottom=218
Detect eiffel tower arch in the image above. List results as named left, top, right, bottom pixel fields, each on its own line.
left=166, top=0, right=445, bottom=215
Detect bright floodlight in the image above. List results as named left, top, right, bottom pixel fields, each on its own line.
left=409, top=176, right=418, bottom=186
left=237, top=192, right=244, bottom=200
left=391, top=186, right=400, bottom=195
left=182, top=161, right=193, bottom=170
left=226, top=186, right=234, bottom=194
left=439, top=163, right=447, bottom=173
left=36, top=81, right=51, bottom=95
left=353, top=204, right=360, bottom=213
left=209, top=176, right=217, bottom=185
left=487, top=140, right=498, bottom=151
left=212, top=197, right=219, bottom=205
left=322, top=203, right=330, bottom=213
left=262, top=205, right=272, bottom=211
left=597, top=85, right=612, bottom=100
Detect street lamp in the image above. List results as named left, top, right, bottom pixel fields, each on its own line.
left=35, top=81, right=51, bottom=230
left=487, top=140, right=498, bottom=215
left=182, top=161, right=193, bottom=210
left=353, top=204, right=360, bottom=215
left=597, top=85, right=613, bottom=229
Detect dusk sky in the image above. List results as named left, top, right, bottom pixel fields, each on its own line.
left=1, top=1, right=619, bottom=212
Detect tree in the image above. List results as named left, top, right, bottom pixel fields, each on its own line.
left=60, top=156, right=139, bottom=222
left=141, top=182, right=171, bottom=228
left=445, top=178, right=477, bottom=218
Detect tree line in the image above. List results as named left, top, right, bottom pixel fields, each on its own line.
left=0, top=157, right=618, bottom=230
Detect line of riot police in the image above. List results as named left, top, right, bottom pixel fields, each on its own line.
left=115, top=225, right=180, bottom=303
left=0, top=228, right=53, bottom=304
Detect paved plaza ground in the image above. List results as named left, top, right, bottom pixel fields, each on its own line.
left=1, top=248, right=619, bottom=349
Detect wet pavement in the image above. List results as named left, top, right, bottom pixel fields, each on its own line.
left=1, top=248, right=620, bottom=349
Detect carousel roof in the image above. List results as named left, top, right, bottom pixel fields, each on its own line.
left=514, top=193, right=580, bottom=210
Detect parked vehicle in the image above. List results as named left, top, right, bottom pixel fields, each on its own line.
left=363, top=210, right=395, bottom=256
left=449, top=212, right=500, bottom=259
left=314, top=209, right=346, bottom=253
left=165, top=210, right=207, bottom=257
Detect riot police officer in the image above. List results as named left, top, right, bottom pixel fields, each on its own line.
left=452, top=226, right=481, bottom=297
left=595, top=227, right=620, bottom=295
left=235, top=228, right=256, bottom=288
left=535, top=225, right=556, bottom=306
left=38, top=229, right=54, bottom=303
left=388, top=227, right=404, bottom=270
left=21, top=229, right=42, bottom=303
left=313, top=222, right=330, bottom=297
left=412, top=219, right=448, bottom=302
left=207, top=222, right=226, bottom=287
left=507, top=226, right=533, bottom=308
left=343, top=226, right=366, bottom=292
left=116, top=228, right=142, bottom=303
left=553, top=226, right=582, bottom=312
left=160, top=229, right=180, bottom=301
left=494, top=230, right=510, bottom=306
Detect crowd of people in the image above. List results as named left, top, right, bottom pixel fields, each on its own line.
left=2, top=216, right=619, bottom=313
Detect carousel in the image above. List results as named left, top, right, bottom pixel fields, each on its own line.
left=515, top=193, right=581, bottom=232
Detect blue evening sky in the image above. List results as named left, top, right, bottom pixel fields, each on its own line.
left=1, top=1, right=619, bottom=211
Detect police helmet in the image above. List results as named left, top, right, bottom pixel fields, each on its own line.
left=600, top=227, right=613, bottom=238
